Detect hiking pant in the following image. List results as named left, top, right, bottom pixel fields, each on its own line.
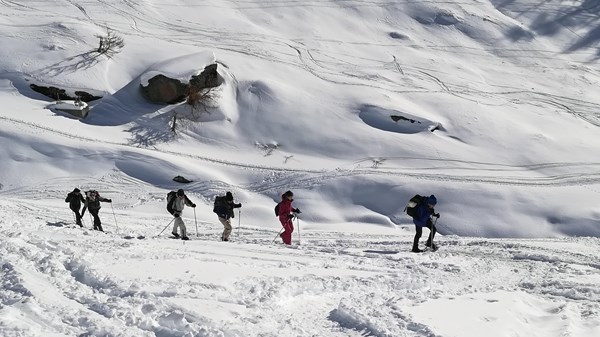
left=413, top=220, right=436, bottom=250
left=218, top=217, right=232, bottom=240
left=70, top=207, right=83, bottom=226
left=89, top=209, right=103, bottom=231
left=279, top=216, right=294, bottom=245
left=172, top=216, right=187, bottom=237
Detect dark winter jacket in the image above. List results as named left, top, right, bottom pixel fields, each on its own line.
left=412, top=197, right=436, bottom=227
left=65, top=192, right=85, bottom=211
left=213, top=196, right=241, bottom=219
left=83, top=191, right=110, bottom=213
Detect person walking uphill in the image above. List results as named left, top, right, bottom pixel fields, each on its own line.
left=82, top=190, right=111, bottom=231
left=411, top=195, right=440, bottom=252
left=213, top=191, right=242, bottom=241
left=167, top=189, right=196, bottom=240
left=65, top=188, right=85, bottom=227
left=277, top=190, right=301, bottom=245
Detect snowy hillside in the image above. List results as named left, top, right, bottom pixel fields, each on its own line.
left=0, top=0, right=599, bottom=336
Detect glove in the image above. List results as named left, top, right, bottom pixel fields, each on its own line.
left=293, top=208, right=301, bottom=214
left=108, top=199, right=112, bottom=203
left=287, top=214, right=294, bottom=219
left=174, top=212, right=180, bottom=218
left=191, top=203, right=196, bottom=208
left=433, top=213, right=440, bottom=218
left=237, top=203, right=242, bottom=208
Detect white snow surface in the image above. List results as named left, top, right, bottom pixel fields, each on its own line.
left=0, top=0, right=599, bottom=336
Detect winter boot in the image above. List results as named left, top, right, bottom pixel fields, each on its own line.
left=411, top=240, right=422, bottom=253
left=181, top=236, right=190, bottom=241
left=171, top=232, right=180, bottom=238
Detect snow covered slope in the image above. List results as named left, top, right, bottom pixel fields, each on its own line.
left=0, top=1, right=599, bottom=336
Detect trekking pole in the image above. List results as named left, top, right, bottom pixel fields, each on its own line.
left=297, top=215, right=301, bottom=246
left=110, top=202, right=119, bottom=234
left=156, top=218, right=175, bottom=237
left=237, top=208, right=241, bottom=237
left=272, top=227, right=284, bottom=244
left=428, top=216, right=438, bottom=249
left=194, top=208, right=198, bottom=237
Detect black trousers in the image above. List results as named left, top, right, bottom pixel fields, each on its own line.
left=89, top=209, right=104, bottom=231
left=70, top=207, right=83, bottom=226
left=413, top=219, right=436, bottom=248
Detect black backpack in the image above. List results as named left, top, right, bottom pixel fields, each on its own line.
left=213, top=196, right=226, bottom=214
left=274, top=202, right=281, bottom=217
left=405, top=194, right=425, bottom=218
left=85, top=190, right=101, bottom=208
left=166, top=191, right=177, bottom=214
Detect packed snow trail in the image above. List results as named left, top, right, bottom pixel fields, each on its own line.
left=1, top=196, right=599, bottom=337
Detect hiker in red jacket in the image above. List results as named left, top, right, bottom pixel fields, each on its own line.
left=277, top=190, right=301, bottom=245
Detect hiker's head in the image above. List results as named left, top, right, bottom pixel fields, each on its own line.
left=177, top=189, right=185, bottom=197
left=225, top=191, right=233, bottom=201
left=283, top=190, right=294, bottom=200
left=427, top=195, right=437, bottom=207
left=73, top=188, right=80, bottom=194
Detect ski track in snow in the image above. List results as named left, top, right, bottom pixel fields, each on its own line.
left=2, top=116, right=600, bottom=193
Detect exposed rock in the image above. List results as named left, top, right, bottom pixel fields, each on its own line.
left=29, top=84, right=102, bottom=102
left=190, top=64, right=220, bottom=90
left=140, top=64, right=220, bottom=104
left=140, top=74, right=189, bottom=104
left=173, top=175, right=192, bottom=183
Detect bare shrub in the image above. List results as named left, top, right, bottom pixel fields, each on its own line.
left=96, top=28, right=124, bottom=58
left=185, top=86, right=217, bottom=120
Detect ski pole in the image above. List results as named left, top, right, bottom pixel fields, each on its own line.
left=194, top=208, right=198, bottom=237
left=272, top=227, right=284, bottom=244
left=110, top=202, right=119, bottom=234
left=156, top=218, right=175, bottom=237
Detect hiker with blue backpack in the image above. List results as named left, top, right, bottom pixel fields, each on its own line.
left=166, top=189, right=196, bottom=240
left=277, top=190, right=301, bottom=245
left=408, top=194, right=440, bottom=252
left=213, top=191, right=242, bottom=241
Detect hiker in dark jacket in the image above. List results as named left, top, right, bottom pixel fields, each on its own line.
left=277, top=190, right=301, bottom=245
left=82, top=190, right=111, bottom=232
left=213, top=191, right=242, bottom=241
left=412, top=195, right=440, bottom=252
left=167, top=189, right=196, bottom=240
left=65, top=188, right=85, bottom=227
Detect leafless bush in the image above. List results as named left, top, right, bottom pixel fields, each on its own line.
left=186, top=87, right=217, bottom=120
left=255, top=142, right=280, bottom=156
left=372, top=158, right=386, bottom=168
left=96, top=28, right=124, bottom=58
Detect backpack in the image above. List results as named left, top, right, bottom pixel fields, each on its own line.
left=213, top=196, right=226, bottom=214
left=166, top=191, right=177, bottom=214
left=274, top=202, right=280, bottom=217
left=85, top=190, right=101, bottom=209
left=405, top=194, right=425, bottom=218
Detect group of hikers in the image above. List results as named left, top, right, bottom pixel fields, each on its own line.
left=66, top=188, right=439, bottom=251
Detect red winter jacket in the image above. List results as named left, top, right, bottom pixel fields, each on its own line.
left=278, top=197, right=293, bottom=218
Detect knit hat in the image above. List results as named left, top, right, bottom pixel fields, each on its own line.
left=73, top=188, right=80, bottom=193
left=428, top=195, right=437, bottom=205
left=283, top=190, right=293, bottom=197
left=225, top=191, right=233, bottom=201
left=177, top=189, right=185, bottom=196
